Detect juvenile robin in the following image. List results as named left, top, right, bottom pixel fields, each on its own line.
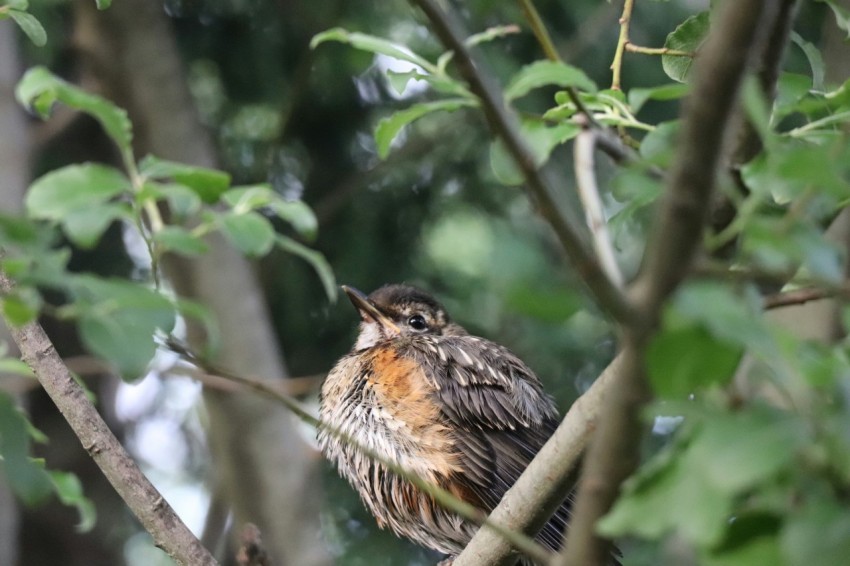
left=318, top=284, right=584, bottom=563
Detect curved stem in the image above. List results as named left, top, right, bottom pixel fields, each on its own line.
left=574, top=127, right=624, bottom=288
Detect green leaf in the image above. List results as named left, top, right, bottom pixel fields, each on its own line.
left=662, top=12, right=709, bottom=83
left=16, top=67, right=133, bottom=154
left=647, top=324, right=742, bottom=398
left=61, top=203, right=128, bottom=249
left=0, top=393, right=53, bottom=505
left=639, top=120, right=680, bottom=167
left=743, top=217, right=844, bottom=283
left=95, top=0, right=112, bottom=9
left=504, top=61, right=596, bottom=101
left=703, top=513, right=783, bottom=566
left=599, top=435, right=733, bottom=547
left=628, top=83, right=690, bottom=114
left=694, top=409, right=804, bottom=494
left=138, top=155, right=231, bottom=204
left=490, top=119, right=580, bottom=185
left=774, top=73, right=813, bottom=119
left=817, top=0, right=850, bottom=40
left=153, top=226, right=209, bottom=257
left=375, top=99, right=476, bottom=159
left=791, top=32, right=825, bottom=92
left=9, top=10, right=46, bottom=46
left=276, top=235, right=337, bottom=302
left=267, top=199, right=319, bottom=241
left=73, top=277, right=176, bottom=380
left=26, top=163, right=130, bottom=221
left=740, top=75, right=773, bottom=145
left=153, top=182, right=202, bottom=220
left=601, top=408, right=804, bottom=549
left=671, top=282, right=770, bottom=353
left=0, top=286, right=42, bottom=326
left=310, top=28, right=437, bottom=74
left=221, top=185, right=319, bottom=241
left=0, top=213, right=42, bottom=245
left=49, top=470, right=96, bottom=532
left=385, top=69, right=421, bottom=96
left=782, top=498, right=850, bottom=566
left=0, top=356, right=34, bottom=378
left=219, top=211, right=275, bottom=256
left=221, top=185, right=277, bottom=212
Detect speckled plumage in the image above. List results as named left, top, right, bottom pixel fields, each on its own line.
left=318, top=285, right=574, bottom=562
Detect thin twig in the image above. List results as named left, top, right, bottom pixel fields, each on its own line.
left=0, top=272, right=218, bottom=566
left=573, top=125, right=624, bottom=288
left=518, top=0, right=559, bottom=61
left=167, top=340, right=554, bottom=565
left=763, top=286, right=838, bottom=309
left=624, top=43, right=694, bottom=57
left=410, top=0, right=637, bottom=327
left=559, top=1, right=778, bottom=565
left=610, top=0, right=635, bottom=91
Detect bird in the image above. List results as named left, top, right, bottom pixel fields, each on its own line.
left=318, top=284, right=595, bottom=564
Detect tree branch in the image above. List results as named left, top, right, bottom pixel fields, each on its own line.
left=0, top=272, right=217, bottom=566
left=574, top=125, right=624, bottom=288
left=410, top=0, right=637, bottom=327
left=559, top=1, right=778, bottom=565
left=610, top=0, right=635, bottom=91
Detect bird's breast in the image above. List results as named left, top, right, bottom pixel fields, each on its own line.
left=319, top=344, right=461, bottom=483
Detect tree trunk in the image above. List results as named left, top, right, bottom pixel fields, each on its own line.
left=71, top=1, right=330, bottom=564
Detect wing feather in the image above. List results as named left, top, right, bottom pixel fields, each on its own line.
left=402, top=335, right=571, bottom=551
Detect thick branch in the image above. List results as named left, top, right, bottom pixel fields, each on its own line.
left=560, top=2, right=778, bottom=565
left=410, top=0, right=637, bottom=327
left=0, top=273, right=216, bottom=566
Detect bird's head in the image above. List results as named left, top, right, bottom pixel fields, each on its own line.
left=343, top=284, right=465, bottom=351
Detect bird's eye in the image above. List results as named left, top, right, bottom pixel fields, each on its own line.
left=407, top=314, right=428, bottom=331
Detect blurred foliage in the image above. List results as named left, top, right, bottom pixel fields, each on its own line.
left=3, top=0, right=850, bottom=565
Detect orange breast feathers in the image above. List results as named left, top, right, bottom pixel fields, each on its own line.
left=366, top=346, right=462, bottom=478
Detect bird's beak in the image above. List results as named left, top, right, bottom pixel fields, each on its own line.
left=342, top=285, right=400, bottom=334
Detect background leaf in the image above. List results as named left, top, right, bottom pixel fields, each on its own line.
left=9, top=10, right=46, bottom=46
left=276, top=235, right=337, bottom=302
left=662, top=12, right=709, bottom=83
left=504, top=60, right=596, bottom=101
left=16, top=67, right=133, bottom=154
left=139, top=155, right=231, bottom=203
left=375, top=99, right=476, bottom=158
left=26, top=163, right=129, bottom=221
left=73, top=277, right=176, bottom=380
left=219, top=211, right=275, bottom=256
